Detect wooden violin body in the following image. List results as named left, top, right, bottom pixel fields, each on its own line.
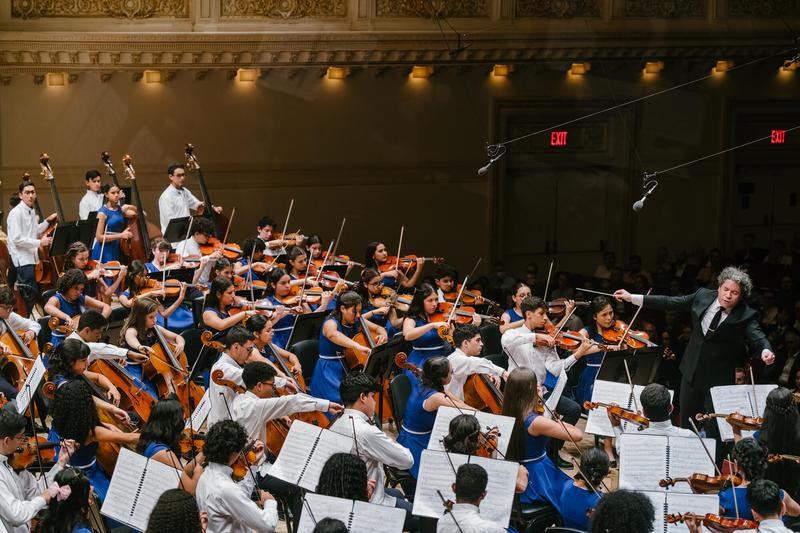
left=695, top=412, right=763, bottom=432
left=659, top=473, right=743, bottom=493
left=583, top=401, right=650, bottom=428
left=666, top=513, right=758, bottom=531
left=463, top=373, right=503, bottom=414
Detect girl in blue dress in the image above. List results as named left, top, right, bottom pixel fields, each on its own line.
left=246, top=313, right=304, bottom=384
left=500, top=282, right=531, bottom=334
left=91, top=183, right=135, bottom=263
left=502, top=367, right=583, bottom=511
left=397, top=357, right=472, bottom=478
left=558, top=447, right=609, bottom=530
left=35, top=468, right=95, bottom=533
left=401, top=283, right=452, bottom=384
left=50, top=379, right=139, bottom=506
left=140, top=239, right=197, bottom=334
left=364, top=241, right=426, bottom=292
left=63, top=241, right=126, bottom=302
left=264, top=268, right=314, bottom=349
left=119, top=261, right=191, bottom=331
left=136, top=395, right=204, bottom=494
left=44, top=269, right=111, bottom=349
left=311, top=291, right=387, bottom=411
left=356, top=268, right=401, bottom=339
left=234, top=237, right=272, bottom=284
left=202, top=276, right=257, bottom=338
left=576, top=296, right=616, bottom=406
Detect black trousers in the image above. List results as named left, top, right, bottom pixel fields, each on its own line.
left=679, top=378, right=730, bottom=465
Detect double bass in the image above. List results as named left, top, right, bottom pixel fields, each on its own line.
left=121, top=154, right=162, bottom=262
left=184, top=143, right=229, bottom=240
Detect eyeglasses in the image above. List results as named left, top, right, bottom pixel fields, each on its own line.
left=368, top=281, right=384, bottom=287
left=173, top=173, right=186, bottom=177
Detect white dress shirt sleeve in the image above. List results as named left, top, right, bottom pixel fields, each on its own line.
left=7, top=208, right=40, bottom=254
left=255, top=393, right=330, bottom=422
left=219, top=483, right=278, bottom=533
left=0, top=472, right=46, bottom=527
left=7, top=313, right=40, bottom=335
left=630, top=294, right=644, bottom=307
left=361, top=423, right=414, bottom=470
left=184, top=188, right=203, bottom=211
left=501, top=328, right=536, bottom=350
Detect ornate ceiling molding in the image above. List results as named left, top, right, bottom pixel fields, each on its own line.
left=220, top=0, right=347, bottom=19
left=624, top=0, right=704, bottom=18
left=11, top=0, right=189, bottom=19
left=375, top=0, right=489, bottom=18
left=515, top=0, right=600, bottom=18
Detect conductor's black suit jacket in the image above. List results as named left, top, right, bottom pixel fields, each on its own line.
left=643, top=288, right=771, bottom=388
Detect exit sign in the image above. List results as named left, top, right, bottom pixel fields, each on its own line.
left=550, top=131, right=568, bottom=147
left=771, top=130, right=786, bottom=144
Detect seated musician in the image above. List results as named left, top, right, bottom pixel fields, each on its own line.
left=310, top=292, right=386, bottom=411
left=35, top=468, right=95, bottom=533
left=119, top=261, right=191, bottom=333
left=195, top=419, right=277, bottom=532
left=90, top=183, right=135, bottom=265
left=50, top=379, right=139, bottom=506
left=445, top=323, right=507, bottom=402
left=499, top=283, right=531, bottom=334
left=234, top=237, right=272, bottom=282
left=364, top=241, right=425, bottom=291
left=256, top=215, right=287, bottom=257
left=397, top=357, right=472, bottom=478
left=402, top=284, right=452, bottom=383
left=285, top=245, right=318, bottom=287
left=233, top=362, right=341, bottom=514
left=434, top=264, right=457, bottom=302
left=436, top=463, right=507, bottom=533
left=147, top=489, right=206, bottom=532
left=44, top=269, right=111, bottom=348
left=0, top=408, right=77, bottom=533
left=66, top=310, right=145, bottom=366
left=329, top=373, right=417, bottom=531
left=245, top=314, right=301, bottom=381
left=306, top=234, right=323, bottom=263
left=120, top=297, right=186, bottom=399
left=174, top=217, right=221, bottom=285
left=718, top=438, right=800, bottom=521
left=135, top=395, right=204, bottom=495
left=203, top=277, right=257, bottom=337
left=315, top=453, right=373, bottom=502
left=576, top=296, right=618, bottom=405
left=502, top=368, right=583, bottom=511
left=263, top=268, right=315, bottom=349
left=589, top=489, right=655, bottom=533
left=558, top=447, right=609, bottom=531
left=0, top=287, right=40, bottom=400
left=208, top=256, right=233, bottom=285
left=356, top=268, right=401, bottom=338
left=63, top=241, right=125, bottom=302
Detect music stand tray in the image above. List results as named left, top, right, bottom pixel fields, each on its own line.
left=148, top=267, right=195, bottom=284
left=163, top=216, right=192, bottom=244
left=286, top=311, right=327, bottom=351
left=51, top=220, right=92, bottom=256
left=596, top=348, right=661, bottom=386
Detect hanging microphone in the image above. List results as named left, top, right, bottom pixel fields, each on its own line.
left=632, top=180, right=659, bottom=211
left=477, top=144, right=507, bottom=176
left=477, top=160, right=494, bottom=176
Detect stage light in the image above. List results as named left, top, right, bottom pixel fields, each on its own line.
left=411, top=66, right=434, bottom=78
left=326, top=67, right=350, bottom=80
left=144, top=70, right=163, bottom=83
left=46, top=72, right=66, bottom=87
left=492, top=64, right=513, bottom=77
left=568, top=63, right=590, bottom=76
left=644, top=61, right=664, bottom=74
left=237, top=68, right=260, bottom=82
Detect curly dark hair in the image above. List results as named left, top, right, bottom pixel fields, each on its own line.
left=47, top=338, right=90, bottom=381
left=733, top=437, right=769, bottom=481
left=442, top=414, right=480, bottom=455
left=312, top=517, right=348, bottom=533
left=760, top=387, right=800, bottom=497
left=145, top=488, right=202, bottom=533
left=51, top=380, right=99, bottom=444
left=420, top=357, right=450, bottom=392
left=57, top=269, right=88, bottom=296
left=136, top=395, right=184, bottom=457
left=315, top=453, right=369, bottom=502
left=203, top=419, right=247, bottom=465
left=35, top=468, right=91, bottom=533
left=590, top=489, right=655, bottom=533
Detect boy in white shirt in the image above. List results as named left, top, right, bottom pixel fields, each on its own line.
left=78, top=170, right=103, bottom=220
left=436, top=463, right=507, bottom=533
left=445, top=324, right=507, bottom=401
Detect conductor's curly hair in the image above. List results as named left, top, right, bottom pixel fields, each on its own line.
left=590, top=489, right=655, bottom=533
left=145, top=488, right=203, bottom=533
left=202, top=419, right=248, bottom=465
left=733, top=437, right=769, bottom=481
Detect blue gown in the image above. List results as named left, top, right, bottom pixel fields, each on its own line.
left=505, top=308, right=524, bottom=324
left=50, top=293, right=86, bottom=349
left=396, top=387, right=437, bottom=478
left=266, top=295, right=296, bottom=349
left=237, top=258, right=266, bottom=282
left=364, top=300, right=395, bottom=339
left=202, top=306, right=231, bottom=336
left=310, top=317, right=358, bottom=415
left=70, top=442, right=110, bottom=502
left=576, top=326, right=606, bottom=405
left=719, top=486, right=785, bottom=521
left=142, top=263, right=194, bottom=333
left=520, top=413, right=572, bottom=508
left=141, top=441, right=171, bottom=459
left=405, top=317, right=451, bottom=386
left=559, top=481, right=600, bottom=530
left=91, top=205, right=125, bottom=263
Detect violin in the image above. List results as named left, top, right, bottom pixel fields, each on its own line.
left=536, top=323, right=608, bottom=352
left=230, top=443, right=259, bottom=482
left=282, top=285, right=324, bottom=306
left=395, top=352, right=419, bottom=376
left=547, top=297, right=590, bottom=315
left=583, top=401, right=650, bottom=429
left=768, top=453, right=800, bottom=464
left=318, top=272, right=355, bottom=291
left=314, top=252, right=364, bottom=269
left=12, top=436, right=58, bottom=470
left=83, top=259, right=124, bottom=278
left=666, top=513, right=758, bottom=531
left=230, top=301, right=277, bottom=317
left=475, top=427, right=500, bottom=458
left=659, top=473, right=743, bottom=493
left=435, top=301, right=502, bottom=326
left=695, top=412, right=763, bottom=432
left=379, top=255, right=444, bottom=273
left=600, top=319, right=656, bottom=349
left=442, top=284, right=500, bottom=308
left=141, top=279, right=200, bottom=298
left=198, top=237, right=242, bottom=260
left=178, top=430, right=205, bottom=459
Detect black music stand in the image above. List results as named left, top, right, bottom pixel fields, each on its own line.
left=286, top=311, right=327, bottom=351
left=51, top=220, right=96, bottom=256
left=320, top=264, right=347, bottom=277
left=76, top=219, right=99, bottom=250
left=363, top=335, right=408, bottom=425
left=163, top=216, right=192, bottom=244
left=596, top=348, right=662, bottom=386
left=147, top=267, right=195, bottom=285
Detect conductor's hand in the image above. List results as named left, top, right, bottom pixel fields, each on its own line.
left=762, top=350, right=776, bottom=366
left=613, top=289, right=632, bottom=303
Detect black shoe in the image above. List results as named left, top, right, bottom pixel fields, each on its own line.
left=555, top=456, right=574, bottom=470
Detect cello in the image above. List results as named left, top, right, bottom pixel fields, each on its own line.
left=121, top=154, right=162, bottom=262
left=146, top=326, right=204, bottom=417
left=0, top=318, right=39, bottom=395
left=25, top=169, right=57, bottom=291
left=184, top=143, right=229, bottom=240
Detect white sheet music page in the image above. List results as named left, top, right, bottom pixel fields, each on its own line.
left=428, top=405, right=516, bottom=457
left=412, top=449, right=517, bottom=526
left=268, top=420, right=354, bottom=491
left=16, top=356, right=46, bottom=414
left=664, top=436, right=716, bottom=489
left=297, top=493, right=405, bottom=533
left=584, top=380, right=673, bottom=436
left=619, top=434, right=669, bottom=492
left=709, top=384, right=777, bottom=441
left=184, top=389, right=211, bottom=432
left=100, top=448, right=181, bottom=531
left=644, top=491, right=718, bottom=532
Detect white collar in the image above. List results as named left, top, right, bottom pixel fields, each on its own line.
left=343, top=409, right=370, bottom=423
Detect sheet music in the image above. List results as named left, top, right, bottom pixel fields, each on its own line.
left=428, top=406, right=516, bottom=457
left=16, top=356, right=46, bottom=414
left=412, top=449, right=517, bottom=526
left=709, top=384, right=777, bottom=441
left=619, top=434, right=715, bottom=494
left=297, top=493, right=406, bottom=533
left=184, top=389, right=211, bottom=432
left=100, top=448, right=181, bottom=531
left=268, top=420, right=354, bottom=491
left=644, top=491, right=719, bottom=532
left=584, top=380, right=673, bottom=436
left=544, top=368, right=568, bottom=420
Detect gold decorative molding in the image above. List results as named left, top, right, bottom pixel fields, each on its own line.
left=11, top=0, right=189, bottom=19
left=515, top=0, right=600, bottom=18
left=375, top=0, right=488, bottom=18
left=624, top=0, right=704, bottom=18
left=220, top=0, right=346, bottom=18
left=727, top=0, right=800, bottom=17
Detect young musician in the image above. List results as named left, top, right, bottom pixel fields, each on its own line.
left=445, top=324, right=507, bottom=402
left=35, top=468, right=94, bottom=533
left=234, top=237, right=271, bottom=282
left=745, top=480, right=794, bottom=533
left=174, top=217, right=220, bottom=285
left=502, top=367, right=583, bottom=510
left=63, top=241, right=126, bottom=302
left=285, top=245, right=318, bottom=286
left=315, top=453, right=372, bottom=502
left=558, top=447, right=609, bottom=531
left=7, top=180, right=57, bottom=313
left=142, top=240, right=197, bottom=334
left=135, top=395, right=204, bottom=494
left=47, top=339, right=122, bottom=409
left=436, top=463, right=507, bottom=533
left=311, top=292, right=386, bottom=409
left=759, top=387, right=800, bottom=497
left=402, top=283, right=451, bottom=378
left=306, top=235, right=323, bottom=262
left=0, top=408, right=75, bottom=533
left=90, top=183, right=135, bottom=263
left=78, top=170, right=103, bottom=220
left=0, top=287, right=40, bottom=400
left=434, top=264, right=457, bottom=302
left=256, top=216, right=286, bottom=257
left=329, top=373, right=417, bottom=530
left=312, top=518, right=347, bottom=533
left=499, top=282, right=531, bottom=334
left=576, top=296, right=618, bottom=404
left=364, top=241, right=425, bottom=290
left=158, top=163, right=219, bottom=235
left=263, top=268, right=311, bottom=349
left=356, top=268, right=400, bottom=337
left=44, top=269, right=111, bottom=348
left=613, top=267, right=775, bottom=435
left=67, top=310, right=145, bottom=367
left=589, top=489, right=655, bottom=533
left=146, top=489, right=205, bottom=533
left=203, top=277, right=255, bottom=336
left=397, top=357, right=472, bottom=478
left=50, top=380, right=139, bottom=504
left=195, top=419, right=277, bottom=533
left=245, top=314, right=300, bottom=381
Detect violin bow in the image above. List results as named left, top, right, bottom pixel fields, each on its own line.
left=729, top=454, right=740, bottom=519
left=622, top=359, right=641, bottom=416
left=314, top=241, right=334, bottom=286
left=97, top=224, right=108, bottom=266
left=222, top=207, right=235, bottom=246
left=436, top=489, right=465, bottom=533
left=248, top=241, right=256, bottom=304
left=284, top=248, right=318, bottom=348
left=616, top=288, right=651, bottom=350
left=279, top=199, right=294, bottom=253
left=542, top=259, right=554, bottom=300
left=749, top=365, right=759, bottom=417
left=329, top=218, right=346, bottom=267
left=446, top=277, right=470, bottom=325
left=394, top=226, right=404, bottom=272
left=466, top=257, right=482, bottom=282
left=688, top=418, right=725, bottom=477
left=443, top=394, right=505, bottom=459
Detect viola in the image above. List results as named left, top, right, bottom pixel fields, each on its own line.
left=666, top=513, right=758, bottom=531
left=695, top=412, right=763, bottom=432
left=659, top=473, right=743, bottom=493
left=768, top=453, right=800, bottom=464
left=199, top=236, right=242, bottom=260
left=379, top=255, right=444, bottom=273
left=234, top=275, right=267, bottom=293
left=600, top=319, right=656, bottom=349
left=583, top=401, right=650, bottom=429
left=475, top=428, right=500, bottom=458
left=141, top=279, right=200, bottom=299
left=437, top=301, right=502, bottom=326
left=12, top=436, right=58, bottom=470
left=547, top=297, right=590, bottom=315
